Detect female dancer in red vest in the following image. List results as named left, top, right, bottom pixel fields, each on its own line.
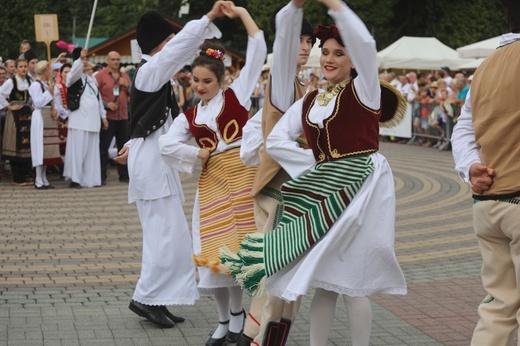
left=159, top=3, right=266, bottom=346
left=220, top=0, right=407, bottom=345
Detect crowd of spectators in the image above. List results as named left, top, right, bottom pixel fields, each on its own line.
left=380, top=67, right=471, bottom=149
left=0, top=40, right=133, bottom=187
left=0, top=37, right=473, bottom=185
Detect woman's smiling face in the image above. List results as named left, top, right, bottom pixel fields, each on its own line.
left=320, top=38, right=353, bottom=85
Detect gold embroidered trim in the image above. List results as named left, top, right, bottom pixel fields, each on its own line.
left=379, top=80, right=407, bottom=128
left=222, top=119, right=239, bottom=143
left=199, top=137, right=217, bottom=151
left=190, top=105, right=218, bottom=152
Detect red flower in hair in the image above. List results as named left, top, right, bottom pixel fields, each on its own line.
left=314, top=24, right=344, bottom=48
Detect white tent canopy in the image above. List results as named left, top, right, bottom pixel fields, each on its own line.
left=377, top=36, right=472, bottom=70
left=457, top=58, right=486, bottom=70
left=456, top=36, right=501, bottom=59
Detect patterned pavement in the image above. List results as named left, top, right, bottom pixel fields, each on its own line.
left=0, top=142, right=487, bottom=346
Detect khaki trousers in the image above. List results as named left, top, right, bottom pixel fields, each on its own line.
left=243, top=170, right=301, bottom=346
left=471, top=200, right=520, bottom=346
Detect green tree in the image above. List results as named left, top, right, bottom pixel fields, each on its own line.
left=0, top=0, right=510, bottom=65
left=0, top=0, right=48, bottom=60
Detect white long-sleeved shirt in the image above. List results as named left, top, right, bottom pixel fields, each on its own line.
left=240, top=1, right=304, bottom=167
left=127, top=15, right=222, bottom=203
left=0, top=76, right=31, bottom=108
left=266, top=3, right=380, bottom=179
left=66, top=59, right=106, bottom=132
left=159, top=31, right=267, bottom=174
left=28, top=79, right=53, bottom=109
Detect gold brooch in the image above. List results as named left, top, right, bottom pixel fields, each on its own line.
left=316, top=81, right=348, bottom=106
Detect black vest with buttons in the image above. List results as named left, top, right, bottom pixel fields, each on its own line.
left=129, top=59, right=180, bottom=139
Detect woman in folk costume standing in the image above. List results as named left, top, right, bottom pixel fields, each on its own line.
left=54, top=63, right=72, bottom=171
left=159, top=4, right=267, bottom=345
left=220, top=0, right=407, bottom=345
left=0, top=59, right=34, bottom=186
left=29, top=61, right=63, bottom=189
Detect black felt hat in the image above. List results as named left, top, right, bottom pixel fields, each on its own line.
left=269, top=7, right=316, bottom=46
left=136, top=11, right=177, bottom=54
left=23, top=48, right=38, bottom=63
left=72, top=47, right=83, bottom=61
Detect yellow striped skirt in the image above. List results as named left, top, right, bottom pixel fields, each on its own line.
left=194, top=147, right=257, bottom=273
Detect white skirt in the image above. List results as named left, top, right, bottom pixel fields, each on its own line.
left=265, top=153, right=407, bottom=301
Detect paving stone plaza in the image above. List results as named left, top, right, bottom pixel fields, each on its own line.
left=0, top=142, right=489, bottom=345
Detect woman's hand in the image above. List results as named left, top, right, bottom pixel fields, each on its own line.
left=102, top=118, right=109, bottom=130
left=50, top=109, right=58, bottom=120
left=8, top=103, right=22, bottom=111
left=198, top=148, right=211, bottom=168
left=221, top=2, right=246, bottom=19
left=207, top=1, right=231, bottom=21
left=114, top=146, right=130, bottom=165
left=317, top=0, right=342, bottom=11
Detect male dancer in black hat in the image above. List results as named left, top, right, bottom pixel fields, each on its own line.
left=115, top=2, right=228, bottom=328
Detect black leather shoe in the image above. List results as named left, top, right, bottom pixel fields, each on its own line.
left=160, top=306, right=185, bottom=323
left=206, top=320, right=229, bottom=346
left=44, top=184, right=55, bottom=189
left=236, top=334, right=254, bottom=346
left=129, top=300, right=174, bottom=328
left=226, top=309, right=246, bottom=343
left=69, top=182, right=82, bottom=189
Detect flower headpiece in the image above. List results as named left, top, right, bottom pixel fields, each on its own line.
left=203, top=48, right=226, bottom=61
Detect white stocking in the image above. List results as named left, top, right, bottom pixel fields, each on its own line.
left=212, top=287, right=230, bottom=338
left=35, top=165, right=45, bottom=187
left=228, top=286, right=244, bottom=333
left=41, top=165, right=49, bottom=185
left=343, top=295, right=372, bottom=346
left=310, top=288, right=338, bottom=346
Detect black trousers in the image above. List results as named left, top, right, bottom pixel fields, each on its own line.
left=99, top=119, right=129, bottom=182
left=10, top=159, right=32, bottom=183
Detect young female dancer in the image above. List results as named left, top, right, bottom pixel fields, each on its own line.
left=159, top=4, right=266, bottom=345
left=221, top=0, right=407, bottom=345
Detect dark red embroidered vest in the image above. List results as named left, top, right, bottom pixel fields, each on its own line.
left=184, top=88, right=249, bottom=153
left=302, top=81, right=381, bottom=163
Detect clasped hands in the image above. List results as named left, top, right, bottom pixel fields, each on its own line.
left=469, top=163, right=495, bottom=194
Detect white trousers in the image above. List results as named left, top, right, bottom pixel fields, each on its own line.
left=63, top=129, right=101, bottom=187
left=133, top=195, right=200, bottom=305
